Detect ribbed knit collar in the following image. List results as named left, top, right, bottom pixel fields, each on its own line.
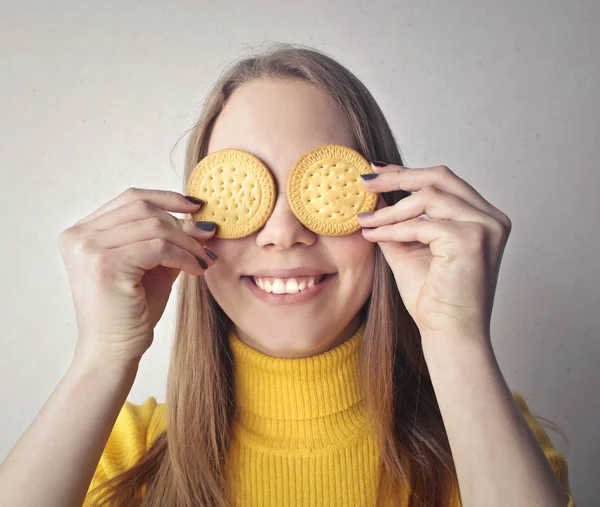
left=227, top=320, right=369, bottom=451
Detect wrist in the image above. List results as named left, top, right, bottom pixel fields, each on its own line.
left=72, top=337, right=145, bottom=371
left=420, top=330, right=495, bottom=364
left=71, top=347, right=141, bottom=379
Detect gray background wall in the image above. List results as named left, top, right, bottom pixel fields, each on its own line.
left=1, top=0, right=597, bottom=504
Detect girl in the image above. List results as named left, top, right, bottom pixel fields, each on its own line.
left=0, top=43, right=574, bottom=507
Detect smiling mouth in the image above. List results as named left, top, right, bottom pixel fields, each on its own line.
left=242, top=274, right=331, bottom=294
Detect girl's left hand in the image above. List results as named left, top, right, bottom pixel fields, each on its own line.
left=358, top=163, right=512, bottom=343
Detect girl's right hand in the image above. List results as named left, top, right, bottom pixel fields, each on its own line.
left=58, top=188, right=216, bottom=367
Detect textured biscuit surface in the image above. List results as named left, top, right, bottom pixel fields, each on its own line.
left=287, top=144, right=378, bottom=236
left=186, top=149, right=276, bottom=239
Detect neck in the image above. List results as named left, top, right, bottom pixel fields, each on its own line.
left=227, top=318, right=370, bottom=450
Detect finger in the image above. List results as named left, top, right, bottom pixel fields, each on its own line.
left=358, top=186, right=502, bottom=234
left=361, top=216, right=489, bottom=253
left=76, top=198, right=192, bottom=236
left=370, top=162, right=406, bottom=174
left=92, top=217, right=216, bottom=268
left=112, top=238, right=209, bottom=277
left=74, top=188, right=202, bottom=227
left=362, top=164, right=510, bottom=229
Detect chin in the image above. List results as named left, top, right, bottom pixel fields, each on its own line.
left=234, top=313, right=357, bottom=358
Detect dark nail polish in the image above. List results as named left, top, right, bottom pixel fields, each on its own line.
left=370, top=160, right=388, bottom=167
left=197, top=257, right=208, bottom=269
left=361, top=174, right=380, bottom=180
left=204, top=247, right=218, bottom=260
left=185, top=195, right=204, bottom=205
left=195, top=221, right=217, bottom=231
left=357, top=212, right=375, bottom=218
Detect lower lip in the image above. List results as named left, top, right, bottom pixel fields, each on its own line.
left=242, top=274, right=336, bottom=306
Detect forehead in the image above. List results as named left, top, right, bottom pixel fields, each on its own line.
left=206, top=78, right=358, bottom=188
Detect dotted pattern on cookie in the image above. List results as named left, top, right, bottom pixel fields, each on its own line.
left=287, top=144, right=378, bottom=236
left=186, top=149, right=276, bottom=239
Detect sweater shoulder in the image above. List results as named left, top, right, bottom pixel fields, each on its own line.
left=84, top=396, right=165, bottom=505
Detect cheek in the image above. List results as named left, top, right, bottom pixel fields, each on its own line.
left=330, top=234, right=376, bottom=276
left=202, top=238, right=245, bottom=289
left=336, top=236, right=376, bottom=304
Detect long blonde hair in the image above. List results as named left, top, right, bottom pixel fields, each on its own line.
left=87, top=42, right=461, bottom=506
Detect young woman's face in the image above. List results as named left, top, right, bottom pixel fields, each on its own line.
left=204, top=78, right=381, bottom=357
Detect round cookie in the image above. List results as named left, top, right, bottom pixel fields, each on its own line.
left=186, top=149, right=276, bottom=239
left=287, top=144, right=378, bottom=236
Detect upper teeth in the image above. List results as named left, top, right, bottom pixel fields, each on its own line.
left=253, top=276, right=323, bottom=294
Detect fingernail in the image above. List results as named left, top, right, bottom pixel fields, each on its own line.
left=357, top=212, right=375, bottom=218
left=197, top=257, right=208, bottom=269
left=204, top=247, right=218, bottom=260
left=370, top=160, right=388, bottom=167
left=195, top=221, right=217, bottom=231
left=185, top=195, right=204, bottom=205
left=360, top=174, right=380, bottom=180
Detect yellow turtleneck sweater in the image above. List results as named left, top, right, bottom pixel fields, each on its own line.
left=84, top=322, right=575, bottom=506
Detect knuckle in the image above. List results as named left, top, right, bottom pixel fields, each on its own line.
left=146, top=215, right=166, bottom=232
left=71, top=237, right=95, bottom=255
left=132, top=199, right=153, bottom=215
left=58, top=227, right=75, bottom=250
left=491, top=219, right=508, bottom=241
left=59, top=227, right=96, bottom=256
left=122, top=187, right=140, bottom=200
left=88, top=251, right=109, bottom=272
left=501, top=213, right=512, bottom=233
left=435, top=165, right=453, bottom=177
left=152, top=237, right=171, bottom=253
left=167, top=190, right=184, bottom=202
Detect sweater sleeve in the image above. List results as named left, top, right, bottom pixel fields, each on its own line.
left=83, top=396, right=161, bottom=506
left=512, top=391, right=576, bottom=506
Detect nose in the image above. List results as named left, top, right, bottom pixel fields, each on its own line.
left=255, top=193, right=316, bottom=249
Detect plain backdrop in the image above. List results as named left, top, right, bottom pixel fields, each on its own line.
left=1, top=0, right=597, bottom=504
